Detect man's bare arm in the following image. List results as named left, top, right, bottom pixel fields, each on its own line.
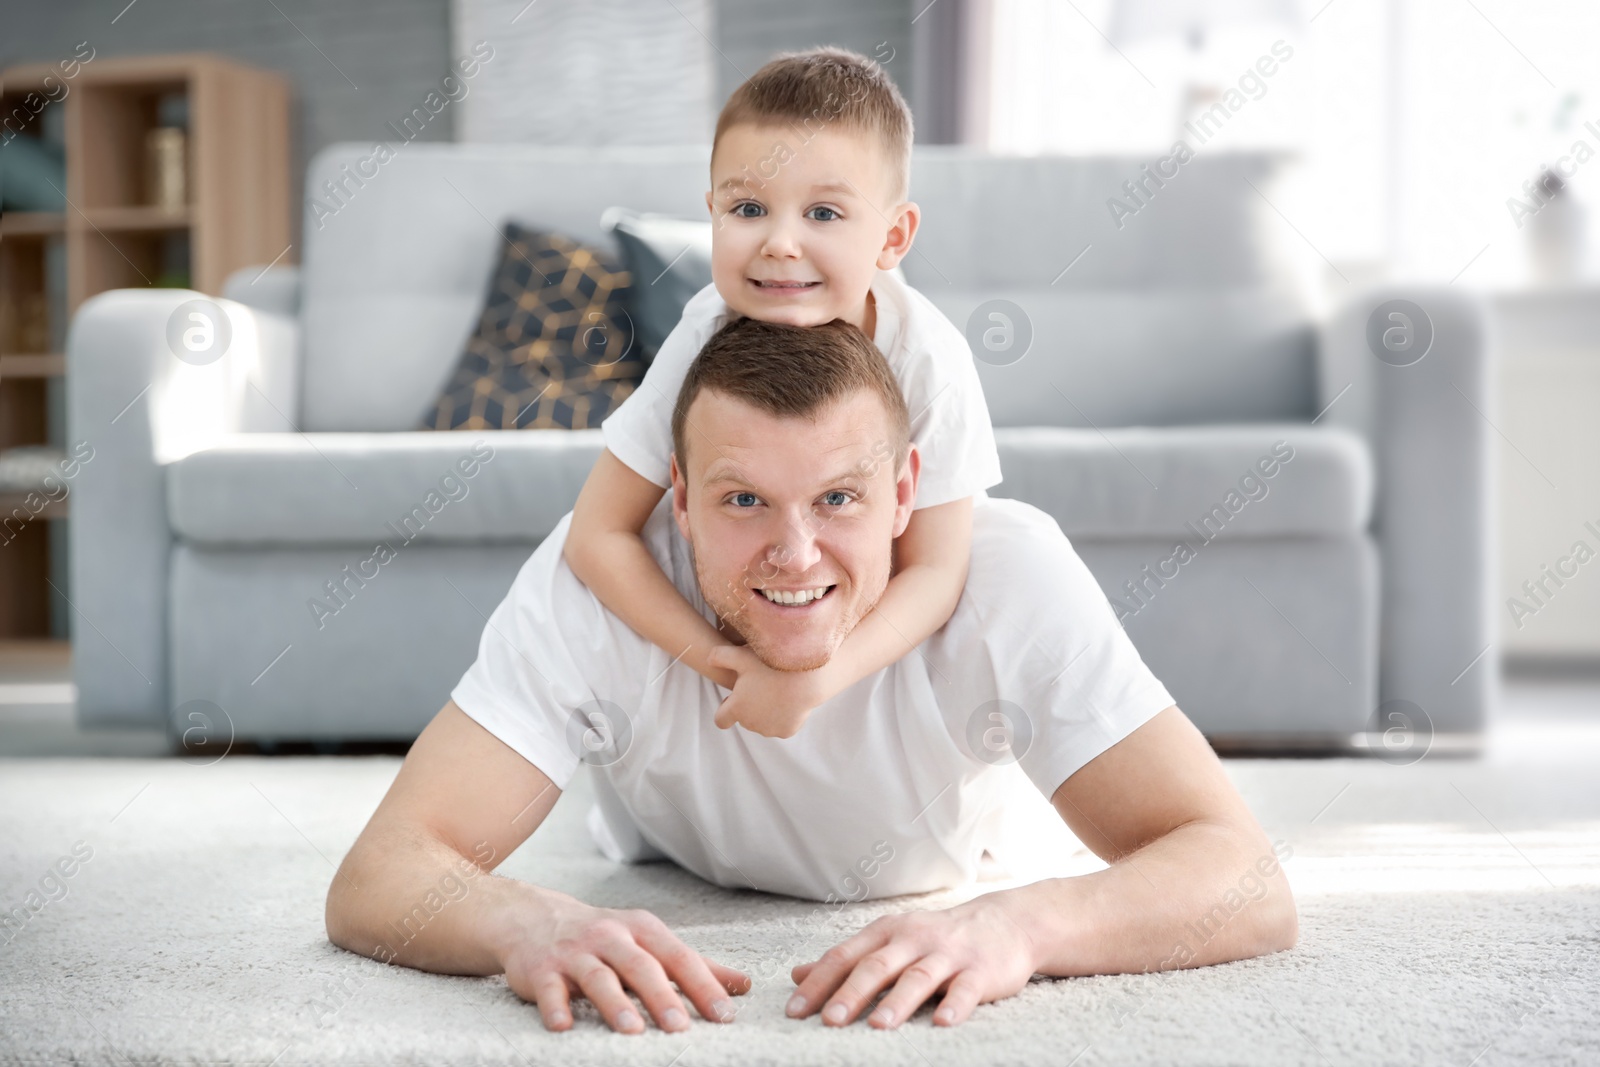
left=326, top=700, right=749, bottom=1033
left=1018, top=704, right=1297, bottom=974
left=785, top=706, right=1296, bottom=1027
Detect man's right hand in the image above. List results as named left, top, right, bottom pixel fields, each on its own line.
left=500, top=889, right=751, bottom=1033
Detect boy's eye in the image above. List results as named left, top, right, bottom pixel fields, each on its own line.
left=821, top=490, right=850, bottom=506
left=807, top=206, right=840, bottom=222
left=731, top=202, right=764, bottom=218
left=731, top=492, right=760, bottom=507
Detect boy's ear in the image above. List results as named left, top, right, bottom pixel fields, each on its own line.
left=877, top=200, right=920, bottom=272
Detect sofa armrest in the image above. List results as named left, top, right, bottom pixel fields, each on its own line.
left=222, top=264, right=301, bottom=319
left=1317, top=285, right=1494, bottom=737
left=66, top=289, right=301, bottom=728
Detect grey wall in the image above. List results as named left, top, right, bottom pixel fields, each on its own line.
left=713, top=0, right=915, bottom=124
left=3, top=0, right=931, bottom=239
left=1, top=0, right=456, bottom=217
left=451, top=0, right=716, bottom=145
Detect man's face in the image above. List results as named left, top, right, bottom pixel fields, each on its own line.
left=670, top=387, right=918, bottom=673
left=704, top=122, right=918, bottom=332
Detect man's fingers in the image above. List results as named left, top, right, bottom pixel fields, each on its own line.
left=933, top=971, right=985, bottom=1026
left=631, top=922, right=743, bottom=1023
left=706, top=959, right=753, bottom=996
left=601, top=941, right=693, bottom=1032
left=524, top=971, right=575, bottom=1032
left=568, top=953, right=646, bottom=1033
left=817, top=947, right=922, bottom=1026
left=786, top=927, right=893, bottom=1020
left=867, top=954, right=957, bottom=1029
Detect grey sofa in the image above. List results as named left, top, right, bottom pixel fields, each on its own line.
left=67, top=144, right=1493, bottom=750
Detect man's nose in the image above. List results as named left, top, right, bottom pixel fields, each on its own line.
left=768, top=513, right=822, bottom=574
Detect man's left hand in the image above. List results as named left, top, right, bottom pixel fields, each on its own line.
left=708, top=644, right=835, bottom=738
left=785, top=895, right=1040, bottom=1028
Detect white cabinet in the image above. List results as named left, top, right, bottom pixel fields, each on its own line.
left=1491, top=287, right=1600, bottom=661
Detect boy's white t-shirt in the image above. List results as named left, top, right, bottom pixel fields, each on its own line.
left=601, top=271, right=1004, bottom=509
left=450, top=494, right=1176, bottom=903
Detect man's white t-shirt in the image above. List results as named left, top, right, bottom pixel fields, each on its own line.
left=450, top=494, right=1176, bottom=903
left=601, top=271, right=1004, bottom=510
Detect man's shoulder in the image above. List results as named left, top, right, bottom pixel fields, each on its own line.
left=639, top=495, right=704, bottom=603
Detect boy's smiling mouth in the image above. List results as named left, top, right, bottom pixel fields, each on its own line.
left=750, top=278, right=821, bottom=291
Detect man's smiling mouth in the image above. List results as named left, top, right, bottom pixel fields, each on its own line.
left=757, top=585, right=836, bottom=606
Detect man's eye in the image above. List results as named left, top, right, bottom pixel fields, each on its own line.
left=807, top=206, right=839, bottom=222
left=731, top=202, right=764, bottom=218
left=732, top=492, right=760, bottom=507
left=821, top=490, right=850, bottom=507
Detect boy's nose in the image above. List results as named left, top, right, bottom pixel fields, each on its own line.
left=759, top=220, right=803, bottom=259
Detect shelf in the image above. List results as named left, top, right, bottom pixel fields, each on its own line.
left=0, top=637, right=71, bottom=672
left=0, top=491, right=68, bottom=518
left=0, top=354, right=66, bottom=379
left=0, top=213, right=66, bottom=237
left=79, top=205, right=192, bottom=232
left=1, top=52, right=290, bottom=639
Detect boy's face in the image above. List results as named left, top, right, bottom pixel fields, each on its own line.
left=705, top=123, right=918, bottom=331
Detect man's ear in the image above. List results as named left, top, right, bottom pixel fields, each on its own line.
left=891, top=444, right=920, bottom=538
left=876, top=200, right=920, bottom=272
left=670, top=451, right=692, bottom=541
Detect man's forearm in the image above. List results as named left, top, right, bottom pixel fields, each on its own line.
left=993, top=818, right=1296, bottom=977
left=326, top=824, right=545, bottom=977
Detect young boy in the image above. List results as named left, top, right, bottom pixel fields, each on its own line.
left=565, top=47, right=1001, bottom=738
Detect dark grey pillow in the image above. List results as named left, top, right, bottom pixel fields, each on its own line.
left=601, top=207, right=712, bottom=360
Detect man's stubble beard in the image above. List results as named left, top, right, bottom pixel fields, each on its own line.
left=690, top=537, right=894, bottom=674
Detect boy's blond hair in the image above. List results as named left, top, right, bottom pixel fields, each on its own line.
left=713, top=46, right=913, bottom=204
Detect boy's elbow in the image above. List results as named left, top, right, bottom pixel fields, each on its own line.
left=561, top=526, right=592, bottom=576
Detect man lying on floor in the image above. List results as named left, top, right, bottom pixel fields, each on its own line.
left=325, top=315, right=1298, bottom=1034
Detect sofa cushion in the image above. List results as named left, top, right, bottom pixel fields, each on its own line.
left=299, top=145, right=712, bottom=432
left=924, top=288, right=1317, bottom=429
left=168, top=430, right=605, bottom=546
left=422, top=223, right=644, bottom=430
left=991, top=423, right=1371, bottom=540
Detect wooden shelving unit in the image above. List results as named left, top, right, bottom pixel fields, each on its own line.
left=0, top=53, right=290, bottom=643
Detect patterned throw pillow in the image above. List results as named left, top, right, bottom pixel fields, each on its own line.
left=601, top=207, right=713, bottom=360
left=422, top=223, right=644, bottom=430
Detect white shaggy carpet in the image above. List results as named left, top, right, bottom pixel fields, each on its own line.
left=3, top=731, right=1599, bottom=1066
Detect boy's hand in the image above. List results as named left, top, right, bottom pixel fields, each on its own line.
left=707, top=645, right=836, bottom=739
